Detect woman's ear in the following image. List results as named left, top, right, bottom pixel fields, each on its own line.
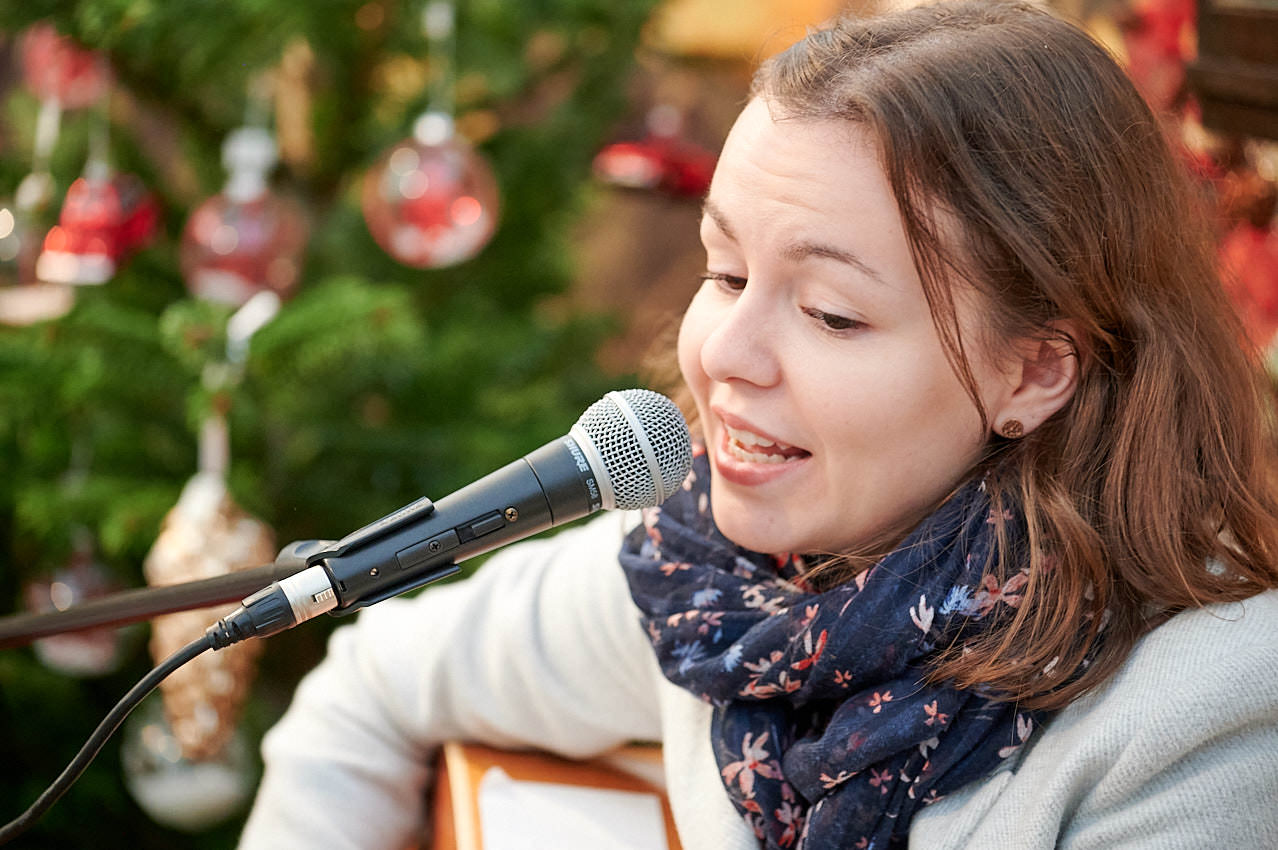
left=992, top=321, right=1080, bottom=438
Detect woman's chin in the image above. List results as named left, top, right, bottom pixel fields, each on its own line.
left=709, top=503, right=802, bottom=557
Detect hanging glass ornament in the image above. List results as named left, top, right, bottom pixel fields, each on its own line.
left=121, top=697, right=256, bottom=832
left=0, top=197, right=74, bottom=324
left=181, top=127, right=308, bottom=306
left=21, top=532, right=126, bottom=677
left=36, top=163, right=160, bottom=286
left=361, top=111, right=499, bottom=268
left=361, top=0, right=500, bottom=268
left=19, top=22, right=112, bottom=110
left=34, top=79, right=159, bottom=287
left=593, top=104, right=716, bottom=198
left=133, top=295, right=279, bottom=826
left=142, top=446, right=274, bottom=766
left=0, top=24, right=111, bottom=320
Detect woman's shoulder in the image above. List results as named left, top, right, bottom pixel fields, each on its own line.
left=1111, top=588, right=1278, bottom=701
left=1049, top=588, right=1278, bottom=743
left=909, top=590, right=1278, bottom=849
left=1143, top=586, right=1278, bottom=643
left=1134, top=586, right=1278, bottom=649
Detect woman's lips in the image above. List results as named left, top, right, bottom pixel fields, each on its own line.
left=711, top=412, right=810, bottom=485
left=722, top=423, right=809, bottom=463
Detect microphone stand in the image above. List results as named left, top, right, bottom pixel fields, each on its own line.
left=0, top=540, right=328, bottom=650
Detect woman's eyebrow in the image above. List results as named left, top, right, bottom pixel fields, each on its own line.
left=781, top=240, right=886, bottom=286
left=700, top=199, right=738, bottom=241
left=703, top=198, right=886, bottom=286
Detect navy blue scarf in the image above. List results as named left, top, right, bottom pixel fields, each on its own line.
left=619, top=452, right=1047, bottom=849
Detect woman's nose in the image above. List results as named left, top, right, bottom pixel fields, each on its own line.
left=698, top=288, right=782, bottom=389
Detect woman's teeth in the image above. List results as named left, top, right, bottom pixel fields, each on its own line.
left=724, top=424, right=806, bottom=464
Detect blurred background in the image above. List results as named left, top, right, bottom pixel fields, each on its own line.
left=0, top=0, right=1273, bottom=846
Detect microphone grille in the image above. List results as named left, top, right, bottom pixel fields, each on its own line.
left=573, top=389, right=692, bottom=510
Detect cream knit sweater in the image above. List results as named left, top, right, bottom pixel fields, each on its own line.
left=239, top=512, right=1278, bottom=849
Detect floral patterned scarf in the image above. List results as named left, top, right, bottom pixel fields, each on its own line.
left=618, top=451, right=1047, bottom=849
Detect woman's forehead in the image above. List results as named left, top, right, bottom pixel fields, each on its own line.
left=708, top=101, right=890, bottom=223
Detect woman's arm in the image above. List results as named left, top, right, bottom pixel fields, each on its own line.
left=237, top=511, right=660, bottom=850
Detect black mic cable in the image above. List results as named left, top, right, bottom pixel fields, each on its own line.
left=0, top=635, right=213, bottom=844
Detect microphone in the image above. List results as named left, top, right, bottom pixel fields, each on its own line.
left=207, top=389, right=692, bottom=647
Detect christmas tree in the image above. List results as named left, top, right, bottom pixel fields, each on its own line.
left=0, top=0, right=664, bottom=845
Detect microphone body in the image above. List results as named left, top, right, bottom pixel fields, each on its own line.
left=209, top=390, right=691, bottom=647
left=320, top=433, right=606, bottom=613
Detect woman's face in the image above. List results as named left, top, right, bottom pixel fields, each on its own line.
left=678, top=98, right=1021, bottom=556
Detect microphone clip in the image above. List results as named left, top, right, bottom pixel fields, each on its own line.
left=286, top=495, right=463, bottom=616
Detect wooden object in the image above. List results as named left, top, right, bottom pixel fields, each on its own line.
left=429, top=742, right=681, bottom=850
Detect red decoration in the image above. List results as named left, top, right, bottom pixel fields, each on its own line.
left=1105, top=0, right=1278, bottom=356
left=36, top=171, right=159, bottom=285
left=19, top=22, right=112, bottom=109
left=22, top=541, right=126, bottom=677
left=182, top=195, right=307, bottom=305
left=361, top=112, right=500, bottom=269
left=1221, top=222, right=1278, bottom=350
left=1119, top=0, right=1196, bottom=113
left=181, top=128, right=308, bottom=306
left=593, top=105, right=716, bottom=198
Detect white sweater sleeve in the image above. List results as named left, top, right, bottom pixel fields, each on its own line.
left=237, top=511, right=659, bottom=850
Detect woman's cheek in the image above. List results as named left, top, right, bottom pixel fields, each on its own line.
left=676, top=292, right=711, bottom=391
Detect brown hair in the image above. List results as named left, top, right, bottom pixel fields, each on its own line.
left=751, top=0, right=1278, bottom=709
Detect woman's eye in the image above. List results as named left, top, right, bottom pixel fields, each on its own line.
left=698, top=272, right=747, bottom=292
left=803, top=307, right=863, bottom=332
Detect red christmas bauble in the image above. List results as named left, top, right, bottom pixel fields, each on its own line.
left=592, top=104, right=716, bottom=198
left=592, top=137, right=715, bottom=198
left=180, top=126, right=308, bottom=305
left=19, top=23, right=112, bottom=109
left=23, top=544, right=126, bottom=677
left=37, top=172, right=159, bottom=285
left=361, top=113, right=499, bottom=269
left=181, top=192, right=307, bottom=306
